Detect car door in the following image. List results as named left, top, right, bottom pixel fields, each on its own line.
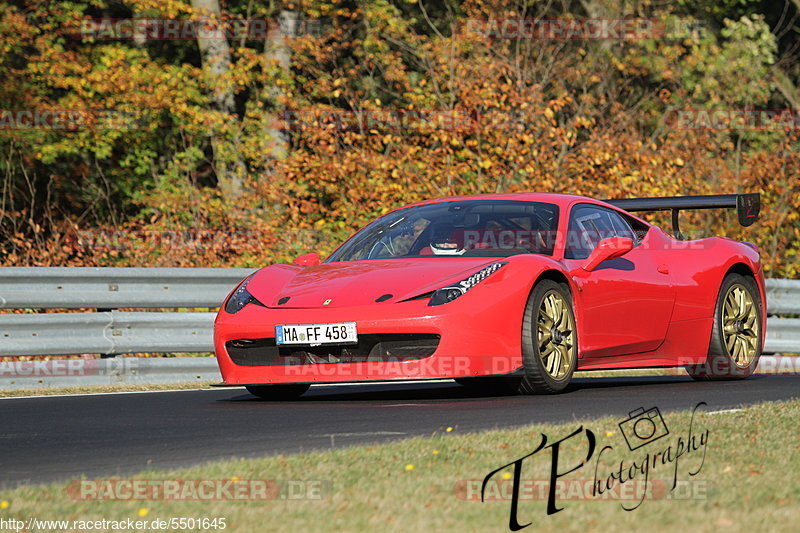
left=563, top=204, right=676, bottom=357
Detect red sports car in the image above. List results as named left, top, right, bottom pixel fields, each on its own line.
left=214, top=192, right=765, bottom=398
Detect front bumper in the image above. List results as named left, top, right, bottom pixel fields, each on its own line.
left=214, top=295, right=525, bottom=385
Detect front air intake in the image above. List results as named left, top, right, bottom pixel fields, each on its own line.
left=226, top=334, right=440, bottom=366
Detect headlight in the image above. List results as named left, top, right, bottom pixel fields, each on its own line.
left=427, top=262, right=507, bottom=306
left=224, top=274, right=265, bottom=314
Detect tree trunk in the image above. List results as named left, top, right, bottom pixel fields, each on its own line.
left=262, top=10, right=295, bottom=162
left=191, top=0, right=247, bottom=201
left=772, top=64, right=800, bottom=109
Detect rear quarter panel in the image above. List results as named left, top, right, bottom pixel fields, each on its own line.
left=661, top=234, right=764, bottom=323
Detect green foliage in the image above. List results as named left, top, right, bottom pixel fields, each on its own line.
left=0, top=0, right=798, bottom=278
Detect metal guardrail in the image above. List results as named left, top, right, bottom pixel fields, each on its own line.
left=764, top=279, right=800, bottom=353
left=0, top=269, right=798, bottom=357
left=0, top=267, right=254, bottom=309
left=0, top=312, right=215, bottom=357
left=0, top=357, right=220, bottom=389
left=766, top=278, right=800, bottom=315
left=0, top=267, right=252, bottom=358
left=764, top=318, right=800, bottom=354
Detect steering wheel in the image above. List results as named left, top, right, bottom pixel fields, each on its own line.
left=367, top=238, right=395, bottom=259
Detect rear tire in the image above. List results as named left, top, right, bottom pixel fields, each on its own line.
left=686, top=273, right=762, bottom=380
left=245, top=384, right=310, bottom=400
left=519, top=280, right=578, bottom=394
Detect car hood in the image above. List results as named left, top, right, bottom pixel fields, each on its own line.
left=246, top=258, right=502, bottom=308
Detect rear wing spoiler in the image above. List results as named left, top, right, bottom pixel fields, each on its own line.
left=604, top=193, right=760, bottom=239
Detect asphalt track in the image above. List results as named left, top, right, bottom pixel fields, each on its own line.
left=1, top=374, right=799, bottom=488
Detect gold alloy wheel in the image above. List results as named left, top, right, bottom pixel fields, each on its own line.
left=722, top=284, right=759, bottom=367
left=536, top=290, right=576, bottom=380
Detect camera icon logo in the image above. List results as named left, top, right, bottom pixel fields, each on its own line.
left=618, top=406, right=670, bottom=451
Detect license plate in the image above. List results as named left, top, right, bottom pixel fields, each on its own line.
left=275, top=322, right=358, bottom=345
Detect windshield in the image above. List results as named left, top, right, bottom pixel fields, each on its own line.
left=326, top=200, right=560, bottom=262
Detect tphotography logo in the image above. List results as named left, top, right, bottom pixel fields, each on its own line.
left=618, top=406, right=669, bottom=451
left=476, top=402, right=710, bottom=530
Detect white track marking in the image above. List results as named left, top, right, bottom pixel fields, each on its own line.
left=705, top=408, right=744, bottom=415
left=0, top=388, right=222, bottom=400
left=0, top=379, right=456, bottom=400
left=319, top=431, right=407, bottom=437
left=317, top=431, right=407, bottom=447
left=310, top=379, right=454, bottom=387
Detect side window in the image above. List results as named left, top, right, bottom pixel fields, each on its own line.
left=609, top=211, right=636, bottom=242
left=565, top=205, right=636, bottom=260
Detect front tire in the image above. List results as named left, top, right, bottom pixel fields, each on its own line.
left=519, top=280, right=578, bottom=394
left=686, top=273, right=762, bottom=380
left=245, top=384, right=310, bottom=400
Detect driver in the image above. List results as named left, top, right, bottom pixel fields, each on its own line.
left=427, top=222, right=466, bottom=255
left=386, top=218, right=429, bottom=256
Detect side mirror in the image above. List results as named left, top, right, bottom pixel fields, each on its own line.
left=293, top=252, right=320, bottom=266
left=581, top=237, right=633, bottom=272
